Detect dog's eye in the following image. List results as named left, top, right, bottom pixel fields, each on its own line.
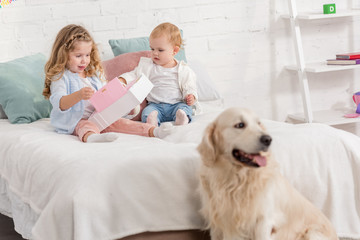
left=234, top=122, right=245, bottom=128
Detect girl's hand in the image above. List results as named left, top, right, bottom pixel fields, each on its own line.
left=59, top=87, right=94, bottom=111
left=185, top=94, right=195, bottom=106
left=78, top=87, right=94, bottom=100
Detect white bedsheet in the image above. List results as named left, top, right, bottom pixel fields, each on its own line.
left=0, top=110, right=359, bottom=240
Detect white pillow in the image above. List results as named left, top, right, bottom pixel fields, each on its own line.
left=0, top=104, right=7, bottom=119
left=187, top=59, right=222, bottom=102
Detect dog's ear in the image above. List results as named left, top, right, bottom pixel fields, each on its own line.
left=197, top=122, right=218, bottom=166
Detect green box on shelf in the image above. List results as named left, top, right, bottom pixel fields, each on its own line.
left=323, top=3, right=336, bottom=14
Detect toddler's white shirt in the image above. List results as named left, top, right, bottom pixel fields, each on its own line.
left=147, top=63, right=182, bottom=104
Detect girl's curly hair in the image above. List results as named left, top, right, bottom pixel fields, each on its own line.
left=43, top=24, right=104, bottom=99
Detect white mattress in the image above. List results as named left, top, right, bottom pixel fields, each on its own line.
left=0, top=110, right=360, bottom=240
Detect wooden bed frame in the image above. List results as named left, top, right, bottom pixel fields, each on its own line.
left=0, top=213, right=210, bottom=240
left=120, top=230, right=210, bottom=240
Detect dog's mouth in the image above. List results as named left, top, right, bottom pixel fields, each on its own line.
left=232, top=149, right=267, bottom=168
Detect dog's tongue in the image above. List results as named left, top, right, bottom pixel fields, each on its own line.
left=254, top=155, right=267, bottom=167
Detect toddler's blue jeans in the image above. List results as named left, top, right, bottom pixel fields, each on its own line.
left=141, top=102, right=193, bottom=126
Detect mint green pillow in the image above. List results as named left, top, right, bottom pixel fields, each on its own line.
left=109, top=35, right=187, bottom=62
left=0, top=53, right=52, bottom=123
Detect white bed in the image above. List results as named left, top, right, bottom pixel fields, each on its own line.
left=0, top=109, right=360, bottom=240
left=1, top=51, right=360, bottom=240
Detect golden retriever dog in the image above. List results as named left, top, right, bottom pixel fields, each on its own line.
left=197, top=107, right=338, bottom=240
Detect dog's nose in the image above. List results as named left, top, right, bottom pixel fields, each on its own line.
left=260, top=135, right=272, bottom=146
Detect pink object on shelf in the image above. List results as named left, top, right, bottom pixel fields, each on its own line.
left=344, top=91, right=360, bottom=118
left=353, top=94, right=360, bottom=105
left=344, top=113, right=360, bottom=118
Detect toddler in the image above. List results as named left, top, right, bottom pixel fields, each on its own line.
left=119, top=22, right=198, bottom=126
left=43, top=24, right=171, bottom=142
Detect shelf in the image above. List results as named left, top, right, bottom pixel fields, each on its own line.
left=286, top=61, right=360, bottom=73
left=284, top=1, right=360, bottom=126
left=288, top=108, right=360, bottom=125
left=281, top=9, right=360, bottom=20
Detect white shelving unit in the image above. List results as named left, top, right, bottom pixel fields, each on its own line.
left=284, top=0, right=360, bottom=125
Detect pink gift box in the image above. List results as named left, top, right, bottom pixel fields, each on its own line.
left=89, top=77, right=127, bottom=113
left=88, top=74, right=153, bottom=131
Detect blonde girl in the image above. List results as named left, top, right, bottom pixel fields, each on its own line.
left=43, top=24, right=171, bottom=143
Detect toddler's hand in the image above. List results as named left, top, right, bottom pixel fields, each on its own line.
left=185, top=94, right=195, bottom=106
left=79, top=87, right=94, bottom=100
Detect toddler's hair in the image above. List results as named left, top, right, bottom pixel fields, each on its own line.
left=43, top=24, right=104, bottom=99
left=150, top=22, right=183, bottom=48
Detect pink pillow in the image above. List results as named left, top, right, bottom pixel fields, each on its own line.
left=102, top=50, right=151, bottom=80
left=101, top=51, right=151, bottom=121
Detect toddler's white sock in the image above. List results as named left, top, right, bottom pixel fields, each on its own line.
left=175, top=109, right=189, bottom=125
left=146, top=111, right=159, bottom=126
left=87, top=133, right=118, bottom=143
left=153, top=122, right=174, bottom=139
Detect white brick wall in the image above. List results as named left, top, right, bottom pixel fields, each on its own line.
left=1, top=0, right=360, bottom=131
